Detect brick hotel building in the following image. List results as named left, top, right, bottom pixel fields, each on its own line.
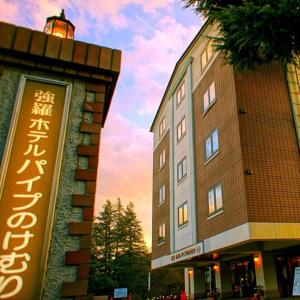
left=150, top=21, right=300, bottom=299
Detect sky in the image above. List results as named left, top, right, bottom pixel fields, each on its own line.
left=0, top=0, right=203, bottom=249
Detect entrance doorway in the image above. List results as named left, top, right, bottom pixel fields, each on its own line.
left=230, top=257, right=256, bottom=298
left=275, top=254, right=300, bottom=297
left=205, top=266, right=216, bottom=296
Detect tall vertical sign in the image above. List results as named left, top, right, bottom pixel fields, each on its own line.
left=0, top=75, right=72, bottom=299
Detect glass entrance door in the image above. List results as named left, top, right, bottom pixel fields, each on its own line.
left=230, top=258, right=256, bottom=298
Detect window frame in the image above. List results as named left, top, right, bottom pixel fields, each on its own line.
left=201, top=40, right=214, bottom=72
left=177, top=116, right=186, bottom=143
left=178, top=202, right=188, bottom=227
left=203, top=81, right=216, bottom=113
left=159, top=116, right=166, bottom=138
left=176, top=81, right=185, bottom=107
left=177, top=156, right=187, bottom=183
left=207, top=183, right=223, bottom=216
left=205, top=129, right=219, bottom=162
left=158, top=223, right=166, bottom=244
left=159, top=184, right=166, bottom=205
left=159, top=148, right=166, bottom=169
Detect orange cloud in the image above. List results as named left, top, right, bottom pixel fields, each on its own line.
left=95, top=111, right=153, bottom=248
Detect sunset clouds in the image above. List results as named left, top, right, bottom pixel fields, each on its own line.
left=0, top=0, right=202, bottom=248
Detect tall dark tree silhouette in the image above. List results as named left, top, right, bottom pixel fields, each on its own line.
left=123, top=202, right=147, bottom=255
left=90, top=199, right=117, bottom=294
left=113, top=198, right=126, bottom=256
left=89, top=199, right=149, bottom=298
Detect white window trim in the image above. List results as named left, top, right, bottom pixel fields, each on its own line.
left=207, top=183, right=223, bottom=216
left=177, top=156, right=187, bottom=183
left=204, top=150, right=220, bottom=166
left=159, top=116, right=166, bottom=138
left=177, top=116, right=186, bottom=143
left=207, top=209, right=224, bottom=220
left=159, top=184, right=166, bottom=206
left=203, top=81, right=216, bottom=115
left=178, top=202, right=188, bottom=228
left=159, top=149, right=166, bottom=170
left=201, top=40, right=214, bottom=72
left=176, top=81, right=185, bottom=108
left=205, top=129, right=219, bottom=163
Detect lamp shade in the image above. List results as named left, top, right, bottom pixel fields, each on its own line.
left=44, top=9, right=75, bottom=39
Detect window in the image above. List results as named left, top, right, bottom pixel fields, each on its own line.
left=287, top=61, right=300, bottom=149
left=203, top=81, right=216, bottom=112
left=178, top=202, right=188, bottom=227
left=176, top=81, right=185, bottom=107
left=201, top=41, right=214, bottom=71
left=177, top=117, right=186, bottom=142
left=205, top=129, right=219, bottom=161
left=177, top=157, right=187, bottom=183
left=158, top=223, right=166, bottom=244
left=159, top=184, right=166, bottom=205
left=208, top=183, right=223, bottom=215
left=159, top=116, right=166, bottom=137
left=159, top=149, right=166, bottom=169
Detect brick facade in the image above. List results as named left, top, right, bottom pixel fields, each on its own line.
left=152, top=130, right=171, bottom=260
left=235, top=62, right=300, bottom=223
left=193, top=54, right=247, bottom=240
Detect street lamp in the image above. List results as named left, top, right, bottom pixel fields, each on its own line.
left=44, top=9, right=75, bottom=39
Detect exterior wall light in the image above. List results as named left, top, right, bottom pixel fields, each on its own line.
left=254, top=255, right=259, bottom=262
left=188, top=268, right=193, bottom=275
left=44, top=9, right=75, bottom=39
left=213, top=264, right=220, bottom=271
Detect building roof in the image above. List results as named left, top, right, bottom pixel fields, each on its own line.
left=150, top=20, right=210, bottom=132
left=0, top=21, right=121, bottom=126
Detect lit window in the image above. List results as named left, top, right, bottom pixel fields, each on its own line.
left=177, top=117, right=186, bottom=142
left=176, top=81, right=185, bottom=107
left=159, top=184, right=166, bottom=205
left=203, top=81, right=216, bottom=112
left=159, top=149, right=166, bottom=169
left=286, top=61, right=300, bottom=149
left=177, top=157, right=187, bottom=183
left=205, top=129, right=219, bottom=161
left=178, top=202, right=188, bottom=227
left=158, top=223, right=166, bottom=244
left=159, top=116, right=166, bottom=137
left=201, top=41, right=214, bottom=71
left=208, top=183, right=223, bottom=215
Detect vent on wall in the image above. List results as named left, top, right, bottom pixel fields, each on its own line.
left=239, top=107, right=246, bottom=114
left=245, top=168, right=253, bottom=175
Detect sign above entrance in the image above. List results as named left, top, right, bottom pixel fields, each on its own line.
left=152, top=241, right=204, bottom=269
left=171, top=242, right=203, bottom=263
left=0, top=75, right=72, bottom=299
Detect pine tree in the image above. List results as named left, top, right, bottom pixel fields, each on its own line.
left=123, top=202, right=147, bottom=255
left=89, top=199, right=149, bottom=297
left=113, top=198, right=126, bottom=256
left=92, top=199, right=116, bottom=274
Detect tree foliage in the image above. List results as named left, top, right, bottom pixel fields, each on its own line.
left=89, top=199, right=149, bottom=298
left=183, top=0, right=300, bottom=70
left=123, top=202, right=147, bottom=254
